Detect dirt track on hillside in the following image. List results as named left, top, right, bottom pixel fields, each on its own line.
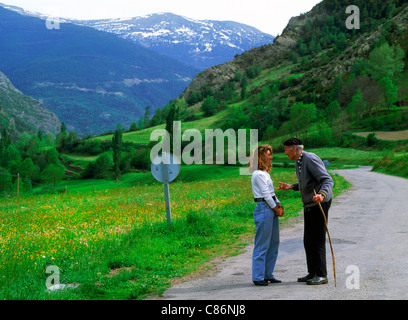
left=155, top=167, right=408, bottom=300
left=353, top=130, right=408, bottom=140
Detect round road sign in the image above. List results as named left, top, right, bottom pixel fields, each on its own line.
left=151, top=153, right=180, bottom=183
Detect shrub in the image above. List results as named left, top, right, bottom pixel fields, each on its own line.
left=81, top=153, right=113, bottom=179
left=366, top=132, right=379, bottom=146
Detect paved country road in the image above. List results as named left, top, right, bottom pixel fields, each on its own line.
left=158, top=167, right=408, bottom=300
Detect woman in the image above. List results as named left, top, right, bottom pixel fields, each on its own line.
left=248, top=145, right=284, bottom=286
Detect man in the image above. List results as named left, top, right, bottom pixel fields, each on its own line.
left=278, top=137, right=333, bottom=285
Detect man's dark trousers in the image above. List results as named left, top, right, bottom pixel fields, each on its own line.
left=303, top=199, right=332, bottom=277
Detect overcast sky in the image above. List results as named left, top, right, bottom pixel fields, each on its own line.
left=1, top=0, right=323, bottom=35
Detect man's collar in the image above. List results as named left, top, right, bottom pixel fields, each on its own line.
left=295, top=151, right=304, bottom=162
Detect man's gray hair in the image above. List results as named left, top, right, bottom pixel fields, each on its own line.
left=290, top=145, right=304, bottom=151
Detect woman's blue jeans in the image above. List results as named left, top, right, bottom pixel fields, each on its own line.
left=252, top=202, right=280, bottom=281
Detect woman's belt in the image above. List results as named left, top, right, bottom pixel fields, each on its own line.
left=254, top=196, right=277, bottom=202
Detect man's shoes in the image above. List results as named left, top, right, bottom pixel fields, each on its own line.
left=297, top=274, right=314, bottom=282
left=264, top=278, right=282, bottom=284
left=306, top=276, right=328, bottom=285
left=253, top=280, right=268, bottom=286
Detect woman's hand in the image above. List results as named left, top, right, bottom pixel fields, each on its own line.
left=273, top=205, right=284, bottom=217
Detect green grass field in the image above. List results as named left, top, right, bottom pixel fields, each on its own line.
left=0, top=164, right=350, bottom=300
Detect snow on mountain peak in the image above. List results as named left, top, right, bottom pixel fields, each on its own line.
left=0, top=4, right=274, bottom=71
left=73, top=12, right=274, bottom=70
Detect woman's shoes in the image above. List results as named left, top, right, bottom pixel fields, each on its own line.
left=253, top=278, right=282, bottom=286
left=253, top=280, right=268, bottom=286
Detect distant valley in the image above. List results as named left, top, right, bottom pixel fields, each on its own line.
left=0, top=5, right=196, bottom=136
left=0, top=4, right=274, bottom=136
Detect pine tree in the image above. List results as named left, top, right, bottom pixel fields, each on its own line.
left=137, top=117, right=144, bottom=130
left=379, top=77, right=398, bottom=112
left=164, top=104, right=179, bottom=154
left=129, top=122, right=138, bottom=132
left=330, top=75, right=343, bottom=101
left=143, top=106, right=151, bottom=128
left=347, top=90, right=367, bottom=123
left=240, top=76, right=248, bottom=99
left=1, top=128, right=10, bottom=151
left=325, top=100, right=341, bottom=125
left=112, top=124, right=123, bottom=182
left=56, top=122, right=68, bottom=151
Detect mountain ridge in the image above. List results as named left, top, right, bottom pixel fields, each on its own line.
left=0, top=71, right=61, bottom=141
left=73, top=12, right=275, bottom=70
left=0, top=3, right=275, bottom=71
left=0, top=5, right=198, bottom=136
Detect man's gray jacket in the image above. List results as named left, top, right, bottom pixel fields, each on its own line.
left=291, top=151, right=334, bottom=208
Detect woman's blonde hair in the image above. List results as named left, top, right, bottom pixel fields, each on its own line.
left=247, top=145, right=273, bottom=173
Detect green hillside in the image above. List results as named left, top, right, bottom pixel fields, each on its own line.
left=0, top=72, right=61, bottom=142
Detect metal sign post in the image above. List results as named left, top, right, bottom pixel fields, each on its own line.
left=162, top=161, right=172, bottom=226
left=151, top=153, right=180, bottom=226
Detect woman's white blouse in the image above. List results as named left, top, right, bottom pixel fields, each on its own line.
left=251, top=170, right=279, bottom=209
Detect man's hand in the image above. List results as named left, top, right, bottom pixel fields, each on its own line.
left=313, top=194, right=324, bottom=203
left=278, top=182, right=292, bottom=191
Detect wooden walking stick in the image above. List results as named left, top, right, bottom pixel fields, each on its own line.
left=314, top=189, right=336, bottom=287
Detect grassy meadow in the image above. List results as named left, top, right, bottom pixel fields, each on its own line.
left=0, top=162, right=350, bottom=300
